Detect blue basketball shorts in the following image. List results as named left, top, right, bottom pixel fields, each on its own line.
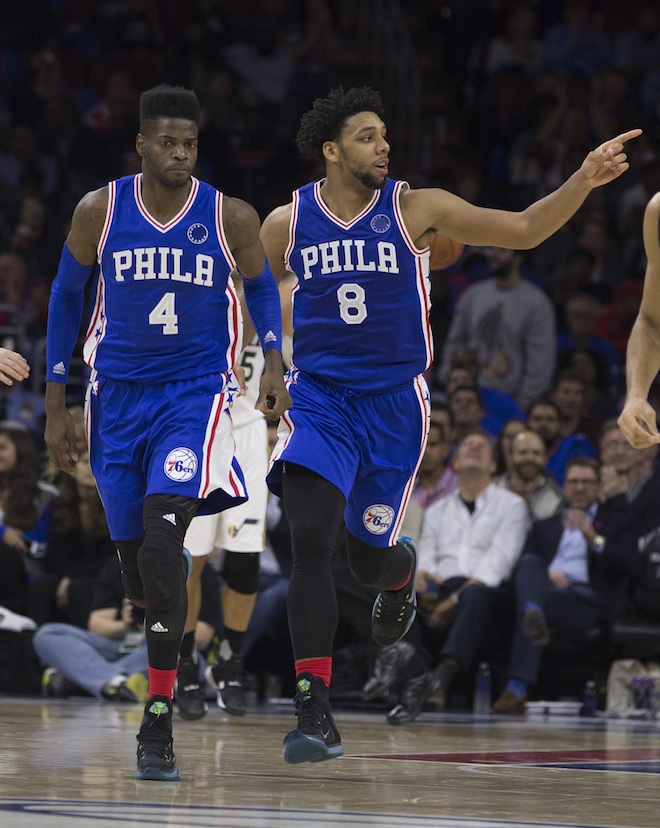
left=267, top=370, right=430, bottom=547
left=86, top=370, right=247, bottom=541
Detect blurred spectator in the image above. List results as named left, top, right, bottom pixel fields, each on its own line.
left=549, top=369, right=599, bottom=445
left=448, top=385, right=486, bottom=444
left=495, top=429, right=564, bottom=520
left=593, top=278, right=644, bottom=357
left=8, top=193, right=62, bottom=279
left=27, top=451, right=115, bottom=628
left=82, top=70, right=139, bottom=182
left=0, top=425, right=58, bottom=615
left=551, top=248, right=597, bottom=321
left=573, top=212, right=623, bottom=294
left=613, top=3, right=660, bottom=80
left=542, top=0, right=610, bottom=79
left=280, top=0, right=339, bottom=142
left=440, top=247, right=556, bottom=409
left=494, top=417, right=527, bottom=476
left=527, top=398, right=597, bottom=485
left=483, top=4, right=543, bottom=77
left=441, top=348, right=526, bottom=437
left=557, top=348, right=621, bottom=424
left=556, top=292, right=620, bottom=391
left=0, top=123, right=58, bottom=206
left=399, top=418, right=458, bottom=543
left=223, top=15, right=293, bottom=108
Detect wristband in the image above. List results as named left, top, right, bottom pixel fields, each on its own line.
left=449, top=592, right=459, bottom=605
left=240, top=262, right=282, bottom=354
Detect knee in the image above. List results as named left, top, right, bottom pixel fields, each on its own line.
left=458, top=582, right=492, bottom=608
left=346, top=534, right=387, bottom=586
left=138, top=540, right=187, bottom=614
left=223, top=551, right=260, bottom=595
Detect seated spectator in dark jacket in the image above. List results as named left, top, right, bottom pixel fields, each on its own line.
left=493, top=457, right=641, bottom=714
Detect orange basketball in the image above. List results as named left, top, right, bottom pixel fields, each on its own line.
left=429, top=233, right=464, bottom=270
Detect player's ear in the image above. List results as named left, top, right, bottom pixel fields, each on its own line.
left=135, top=134, right=145, bottom=158
left=323, top=140, right=339, bottom=164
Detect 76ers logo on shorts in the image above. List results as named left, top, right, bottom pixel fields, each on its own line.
left=363, top=504, right=394, bottom=535
left=164, top=447, right=198, bottom=482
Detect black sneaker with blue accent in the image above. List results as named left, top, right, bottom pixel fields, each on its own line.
left=283, top=673, right=344, bottom=764
left=135, top=696, right=180, bottom=781
left=371, top=536, right=418, bottom=647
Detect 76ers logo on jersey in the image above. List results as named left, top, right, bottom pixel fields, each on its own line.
left=363, top=504, right=394, bottom=535
left=187, top=223, right=208, bottom=244
left=164, top=447, right=198, bottom=482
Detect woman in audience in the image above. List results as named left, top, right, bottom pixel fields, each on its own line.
left=0, top=424, right=58, bottom=615
left=28, top=451, right=114, bottom=628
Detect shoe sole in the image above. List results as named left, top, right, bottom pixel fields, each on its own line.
left=178, top=702, right=208, bottom=721
left=282, top=732, right=344, bottom=764
left=135, top=765, right=181, bottom=781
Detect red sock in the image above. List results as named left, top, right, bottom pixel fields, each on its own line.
left=295, top=657, right=332, bottom=687
left=148, top=667, right=177, bottom=700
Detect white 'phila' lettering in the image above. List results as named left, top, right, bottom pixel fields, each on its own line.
left=112, top=248, right=214, bottom=286
left=300, top=239, right=399, bottom=279
left=300, top=240, right=399, bottom=279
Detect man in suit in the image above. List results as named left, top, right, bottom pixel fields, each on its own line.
left=493, top=456, right=640, bottom=714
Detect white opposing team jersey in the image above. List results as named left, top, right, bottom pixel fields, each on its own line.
left=85, top=174, right=241, bottom=384
left=231, top=335, right=265, bottom=429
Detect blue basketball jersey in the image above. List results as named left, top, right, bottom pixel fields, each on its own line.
left=285, top=178, right=432, bottom=392
left=85, top=174, right=241, bottom=384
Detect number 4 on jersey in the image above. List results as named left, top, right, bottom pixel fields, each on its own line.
left=149, top=292, right=179, bottom=334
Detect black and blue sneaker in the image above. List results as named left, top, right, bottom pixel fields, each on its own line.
left=371, top=536, right=418, bottom=646
left=135, top=696, right=180, bottom=781
left=283, top=673, right=344, bottom=764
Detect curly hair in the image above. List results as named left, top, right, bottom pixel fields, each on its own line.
left=296, top=86, right=385, bottom=160
left=139, top=84, right=200, bottom=132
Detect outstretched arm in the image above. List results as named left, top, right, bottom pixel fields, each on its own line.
left=404, top=129, right=643, bottom=250
left=618, top=192, right=660, bottom=448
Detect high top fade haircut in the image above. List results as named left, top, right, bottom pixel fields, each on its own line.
left=139, top=85, right=200, bottom=133
left=296, top=86, right=385, bottom=160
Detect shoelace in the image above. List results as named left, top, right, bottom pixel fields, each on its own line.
left=375, top=588, right=411, bottom=622
left=294, top=690, right=327, bottom=729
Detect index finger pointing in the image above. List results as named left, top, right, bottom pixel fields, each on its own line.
left=609, top=128, right=643, bottom=145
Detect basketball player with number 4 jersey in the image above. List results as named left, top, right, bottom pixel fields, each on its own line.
left=259, top=86, right=641, bottom=764
left=44, top=85, right=290, bottom=782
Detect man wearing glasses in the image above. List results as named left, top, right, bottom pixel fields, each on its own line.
left=493, top=456, right=640, bottom=714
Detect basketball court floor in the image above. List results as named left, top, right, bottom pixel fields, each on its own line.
left=1, top=694, right=659, bottom=827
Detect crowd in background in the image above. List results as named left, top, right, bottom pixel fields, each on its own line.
left=2, top=0, right=660, bottom=709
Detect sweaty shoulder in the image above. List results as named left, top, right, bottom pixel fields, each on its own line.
left=68, top=186, right=110, bottom=265
left=261, top=203, right=293, bottom=278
